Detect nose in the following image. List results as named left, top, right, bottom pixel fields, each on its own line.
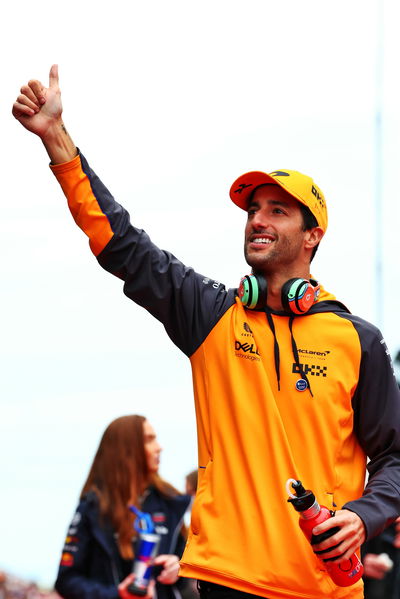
left=251, top=208, right=271, bottom=231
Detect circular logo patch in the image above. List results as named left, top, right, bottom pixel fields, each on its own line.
left=296, top=379, right=308, bottom=392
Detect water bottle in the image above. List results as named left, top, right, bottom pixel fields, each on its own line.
left=286, top=478, right=363, bottom=587
left=127, top=505, right=160, bottom=596
left=127, top=532, right=161, bottom=596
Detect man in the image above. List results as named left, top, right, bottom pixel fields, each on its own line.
left=12, top=66, right=400, bottom=599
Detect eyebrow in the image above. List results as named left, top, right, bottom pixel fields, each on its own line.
left=248, top=198, right=290, bottom=209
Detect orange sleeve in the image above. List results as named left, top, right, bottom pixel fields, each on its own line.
left=50, top=155, right=114, bottom=256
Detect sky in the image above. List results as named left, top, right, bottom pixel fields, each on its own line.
left=1, top=0, right=400, bottom=588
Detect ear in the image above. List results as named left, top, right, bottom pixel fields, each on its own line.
left=304, top=226, right=324, bottom=250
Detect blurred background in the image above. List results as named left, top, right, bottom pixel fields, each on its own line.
left=1, top=0, right=399, bottom=592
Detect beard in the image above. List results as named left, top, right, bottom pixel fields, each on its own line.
left=244, top=234, right=304, bottom=273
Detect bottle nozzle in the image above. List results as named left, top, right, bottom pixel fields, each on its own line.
left=291, top=480, right=307, bottom=497
left=286, top=478, right=306, bottom=499
left=286, top=478, right=315, bottom=512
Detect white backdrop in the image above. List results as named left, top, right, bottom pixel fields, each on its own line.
left=1, top=0, right=399, bottom=587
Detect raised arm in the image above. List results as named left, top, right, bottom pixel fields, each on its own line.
left=12, top=65, right=233, bottom=356
left=12, top=64, right=77, bottom=164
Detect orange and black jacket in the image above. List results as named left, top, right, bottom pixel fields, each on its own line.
left=51, top=152, right=400, bottom=599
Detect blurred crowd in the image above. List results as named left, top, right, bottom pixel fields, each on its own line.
left=0, top=571, right=59, bottom=599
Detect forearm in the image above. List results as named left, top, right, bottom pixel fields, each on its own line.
left=42, top=120, right=77, bottom=164
left=344, top=463, right=400, bottom=540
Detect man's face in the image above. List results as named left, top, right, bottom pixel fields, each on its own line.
left=244, top=185, right=307, bottom=274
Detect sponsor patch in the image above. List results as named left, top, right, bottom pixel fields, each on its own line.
left=296, top=379, right=308, bottom=392
left=61, top=552, right=74, bottom=567
left=65, top=536, right=79, bottom=544
left=235, top=340, right=260, bottom=357
left=152, top=512, right=166, bottom=523
left=71, top=512, right=81, bottom=526
left=155, top=524, right=169, bottom=535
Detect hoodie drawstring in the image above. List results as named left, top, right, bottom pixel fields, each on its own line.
left=288, top=316, right=313, bottom=397
left=264, top=311, right=313, bottom=398
left=265, top=311, right=281, bottom=391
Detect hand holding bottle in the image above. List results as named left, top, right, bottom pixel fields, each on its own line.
left=286, top=479, right=364, bottom=587
left=312, top=506, right=366, bottom=563
left=119, top=574, right=155, bottom=599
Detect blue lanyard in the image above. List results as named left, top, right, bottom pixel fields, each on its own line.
left=128, top=505, right=155, bottom=533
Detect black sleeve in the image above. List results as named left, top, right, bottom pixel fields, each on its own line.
left=97, top=224, right=236, bottom=357
left=54, top=502, right=119, bottom=599
left=75, top=153, right=236, bottom=357
left=57, top=153, right=236, bottom=356
left=341, top=315, right=400, bottom=540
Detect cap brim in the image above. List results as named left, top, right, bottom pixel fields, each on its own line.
left=230, top=171, right=310, bottom=213
left=229, top=172, right=283, bottom=210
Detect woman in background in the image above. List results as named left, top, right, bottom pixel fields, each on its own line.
left=55, top=415, right=191, bottom=599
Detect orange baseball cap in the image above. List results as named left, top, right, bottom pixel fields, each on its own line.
left=229, top=169, right=328, bottom=233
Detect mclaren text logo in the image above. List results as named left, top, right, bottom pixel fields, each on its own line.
left=292, top=363, right=328, bottom=377
left=202, top=277, right=223, bottom=290
left=235, top=340, right=260, bottom=362
left=298, top=348, right=330, bottom=360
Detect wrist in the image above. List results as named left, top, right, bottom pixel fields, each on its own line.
left=41, top=120, right=77, bottom=164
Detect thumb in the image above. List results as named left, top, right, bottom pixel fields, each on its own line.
left=49, top=64, right=59, bottom=88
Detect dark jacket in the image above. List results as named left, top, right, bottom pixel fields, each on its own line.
left=55, top=488, right=191, bottom=599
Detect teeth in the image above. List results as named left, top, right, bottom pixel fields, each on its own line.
left=253, top=238, right=272, bottom=244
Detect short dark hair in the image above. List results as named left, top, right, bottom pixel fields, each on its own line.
left=299, top=204, right=319, bottom=261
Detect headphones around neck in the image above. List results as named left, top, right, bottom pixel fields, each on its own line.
left=238, top=273, right=320, bottom=314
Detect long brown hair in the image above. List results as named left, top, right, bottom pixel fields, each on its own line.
left=80, top=415, right=181, bottom=559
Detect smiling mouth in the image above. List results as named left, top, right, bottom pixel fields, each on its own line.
left=252, top=237, right=273, bottom=245
left=247, top=235, right=276, bottom=249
